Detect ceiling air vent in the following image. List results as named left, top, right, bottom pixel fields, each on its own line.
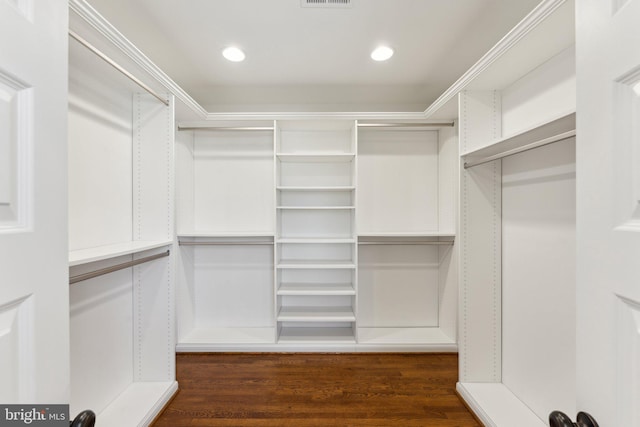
left=301, top=0, right=352, bottom=8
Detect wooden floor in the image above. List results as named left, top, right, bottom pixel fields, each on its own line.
left=153, top=353, right=480, bottom=426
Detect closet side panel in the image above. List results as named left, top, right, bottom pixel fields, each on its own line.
left=438, top=125, right=458, bottom=340
left=133, top=93, right=175, bottom=381
left=175, top=131, right=195, bottom=338
left=502, top=140, right=576, bottom=420
left=458, top=91, right=502, bottom=382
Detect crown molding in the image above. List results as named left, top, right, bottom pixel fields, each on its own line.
left=68, top=0, right=207, bottom=119
left=423, top=0, right=569, bottom=119
left=204, top=111, right=431, bottom=121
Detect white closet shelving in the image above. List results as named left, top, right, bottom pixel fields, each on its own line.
left=356, top=125, right=458, bottom=349
left=426, top=0, right=577, bottom=425
left=175, top=123, right=276, bottom=350
left=275, top=120, right=358, bottom=345
left=67, top=3, right=176, bottom=424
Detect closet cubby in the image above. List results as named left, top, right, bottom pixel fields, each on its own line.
left=176, top=124, right=276, bottom=350
left=356, top=127, right=458, bottom=348
left=68, top=26, right=176, bottom=426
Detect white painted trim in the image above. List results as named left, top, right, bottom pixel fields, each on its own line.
left=67, top=0, right=568, bottom=122
left=204, top=111, right=430, bottom=121
left=68, top=0, right=207, bottom=119
left=139, top=381, right=178, bottom=427
left=423, top=0, right=568, bottom=119
left=457, top=383, right=496, bottom=427
left=176, top=343, right=458, bottom=352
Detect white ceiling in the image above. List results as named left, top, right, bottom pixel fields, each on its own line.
left=85, top=0, right=541, bottom=113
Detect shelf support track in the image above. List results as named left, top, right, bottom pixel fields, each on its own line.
left=68, top=30, right=170, bottom=106
left=69, top=250, right=170, bottom=285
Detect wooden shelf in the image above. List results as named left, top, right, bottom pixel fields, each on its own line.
left=276, top=153, right=355, bottom=163
left=277, top=206, right=355, bottom=210
left=278, top=327, right=356, bottom=344
left=177, top=327, right=276, bottom=347
left=277, top=238, right=355, bottom=244
left=457, top=383, right=547, bottom=427
left=68, top=240, right=173, bottom=267
left=177, top=232, right=274, bottom=238
left=357, top=327, right=455, bottom=345
left=461, top=112, right=576, bottom=167
left=277, top=283, right=355, bottom=296
left=278, top=306, right=356, bottom=322
left=277, top=186, right=355, bottom=191
left=277, top=260, right=356, bottom=269
left=96, top=381, right=177, bottom=427
left=358, top=232, right=455, bottom=238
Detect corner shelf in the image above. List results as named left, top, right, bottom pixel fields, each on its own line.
left=96, top=381, right=178, bottom=427
left=456, top=383, right=547, bottom=427
left=277, top=206, right=355, bottom=210
left=177, top=327, right=276, bottom=348
left=68, top=240, right=173, bottom=267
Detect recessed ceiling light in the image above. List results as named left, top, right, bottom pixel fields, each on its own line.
left=223, top=47, right=245, bottom=62
left=371, top=46, right=394, bottom=62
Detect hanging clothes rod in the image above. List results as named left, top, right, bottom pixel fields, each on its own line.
left=358, top=241, right=453, bottom=245
left=68, top=30, right=170, bottom=106
left=69, top=250, right=170, bottom=285
left=464, top=130, right=576, bottom=169
left=357, top=122, right=454, bottom=128
left=177, top=126, right=274, bottom=131
left=179, top=241, right=273, bottom=246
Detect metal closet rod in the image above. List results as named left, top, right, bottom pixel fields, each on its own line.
left=68, top=30, right=170, bottom=106
left=464, top=130, right=576, bottom=169
left=69, top=250, right=170, bottom=285
left=177, top=126, right=274, bottom=131
left=358, top=241, right=453, bottom=246
left=358, top=122, right=454, bottom=128
left=179, top=241, right=273, bottom=246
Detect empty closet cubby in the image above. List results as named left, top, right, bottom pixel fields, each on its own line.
left=176, top=124, right=277, bottom=349
left=356, top=127, right=458, bottom=348
left=68, top=25, right=176, bottom=426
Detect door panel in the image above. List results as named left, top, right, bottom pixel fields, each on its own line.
left=0, top=0, right=68, bottom=404
left=576, top=0, right=640, bottom=424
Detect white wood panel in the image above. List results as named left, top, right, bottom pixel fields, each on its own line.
left=501, top=47, right=576, bottom=137
left=193, top=245, right=274, bottom=328
left=70, top=270, right=133, bottom=416
left=175, top=130, right=195, bottom=232
left=458, top=90, right=502, bottom=383
left=0, top=0, right=69, bottom=404
left=0, top=296, right=32, bottom=403
left=67, top=46, right=133, bottom=251
left=357, top=130, right=438, bottom=233
left=438, top=125, right=458, bottom=233
left=193, top=130, right=274, bottom=233
left=576, top=0, right=640, bottom=423
left=278, top=130, right=353, bottom=153
left=502, top=140, right=576, bottom=420
left=358, top=245, right=439, bottom=327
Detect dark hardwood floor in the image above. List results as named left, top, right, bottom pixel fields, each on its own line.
left=153, top=353, right=480, bottom=426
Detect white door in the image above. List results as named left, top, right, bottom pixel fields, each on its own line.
left=576, top=1, right=640, bottom=425
left=0, top=0, right=69, bottom=404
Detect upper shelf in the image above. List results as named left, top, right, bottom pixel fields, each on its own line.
left=425, top=0, right=575, bottom=120
left=461, top=112, right=575, bottom=168
left=69, top=240, right=173, bottom=267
